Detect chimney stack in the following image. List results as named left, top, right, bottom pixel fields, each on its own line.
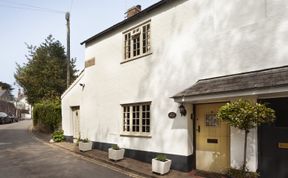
left=125, top=5, right=141, bottom=18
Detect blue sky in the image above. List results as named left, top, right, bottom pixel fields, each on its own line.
left=0, top=0, right=159, bottom=94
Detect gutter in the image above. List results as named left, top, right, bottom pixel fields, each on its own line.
left=80, top=0, right=172, bottom=45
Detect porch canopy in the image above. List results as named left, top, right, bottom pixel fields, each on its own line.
left=172, top=66, right=288, bottom=103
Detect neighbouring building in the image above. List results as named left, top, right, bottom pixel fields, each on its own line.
left=0, top=88, right=13, bottom=102
left=0, top=88, right=15, bottom=115
left=61, top=0, right=288, bottom=177
left=15, top=91, right=31, bottom=119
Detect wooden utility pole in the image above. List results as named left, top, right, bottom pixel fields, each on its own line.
left=65, top=12, right=70, bottom=88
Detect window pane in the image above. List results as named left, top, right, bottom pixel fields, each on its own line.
left=146, top=127, right=150, bottom=132
left=142, top=24, right=150, bottom=54
left=122, top=103, right=151, bottom=134
left=124, top=33, right=131, bottom=59
left=123, top=23, right=150, bottom=60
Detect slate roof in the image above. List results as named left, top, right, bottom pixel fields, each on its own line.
left=81, top=0, right=173, bottom=45
left=173, top=66, right=288, bottom=98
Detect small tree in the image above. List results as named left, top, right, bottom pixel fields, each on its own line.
left=217, top=99, right=275, bottom=172
left=14, top=35, right=78, bottom=105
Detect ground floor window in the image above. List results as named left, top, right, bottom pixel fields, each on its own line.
left=122, top=102, right=151, bottom=136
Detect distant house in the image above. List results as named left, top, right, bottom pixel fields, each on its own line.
left=15, top=91, right=31, bottom=119
left=0, top=89, right=15, bottom=115
left=0, top=100, right=15, bottom=116
left=0, top=89, right=13, bottom=102
left=62, top=0, right=288, bottom=177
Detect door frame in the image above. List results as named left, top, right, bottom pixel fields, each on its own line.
left=193, top=102, right=231, bottom=172
left=257, top=97, right=288, bottom=178
left=71, top=106, right=80, bottom=139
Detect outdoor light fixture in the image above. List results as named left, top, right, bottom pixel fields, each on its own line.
left=179, top=103, right=187, bottom=116
left=79, top=83, right=85, bottom=89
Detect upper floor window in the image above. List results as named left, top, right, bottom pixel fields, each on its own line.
left=124, top=22, right=151, bottom=61
left=122, top=102, right=151, bottom=136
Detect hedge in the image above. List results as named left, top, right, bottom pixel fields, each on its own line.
left=33, top=99, right=61, bottom=133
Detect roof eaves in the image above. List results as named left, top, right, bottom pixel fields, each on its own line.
left=80, top=0, right=170, bottom=45
left=172, top=65, right=288, bottom=98
left=198, top=65, right=288, bottom=82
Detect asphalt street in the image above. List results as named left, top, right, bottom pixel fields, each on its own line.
left=0, top=120, right=131, bottom=178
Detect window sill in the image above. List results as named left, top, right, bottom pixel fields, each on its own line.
left=121, top=52, right=152, bottom=64
left=120, top=134, right=152, bottom=138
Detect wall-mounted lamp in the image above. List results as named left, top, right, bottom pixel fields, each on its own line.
left=79, top=83, right=85, bottom=89
left=179, top=103, right=187, bottom=116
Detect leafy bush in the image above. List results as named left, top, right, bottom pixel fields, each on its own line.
left=227, top=167, right=259, bottom=178
left=156, top=154, right=167, bottom=162
left=217, top=99, right=275, bottom=171
left=80, top=138, right=89, bottom=143
left=33, top=99, right=61, bottom=133
left=52, top=130, right=64, bottom=142
left=111, top=144, right=120, bottom=150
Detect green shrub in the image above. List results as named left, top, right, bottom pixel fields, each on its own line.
left=111, top=144, right=120, bottom=150
left=33, top=99, right=61, bottom=132
left=76, top=138, right=89, bottom=146
left=80, top=138, right=89, bottom=143
left=227, top=167, right=259, bottom=178
left=156, top=154, right=167, bottom=162
left=52, top=130, right=64, bottom=142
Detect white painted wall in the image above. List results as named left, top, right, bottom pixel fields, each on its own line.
left=230, top=127, right=258, bottom=171
left=62, top=72, right=85, bottom=137
left=16, top=96, right=32, bottom=119
left=62, top=0, right=288, bottom=171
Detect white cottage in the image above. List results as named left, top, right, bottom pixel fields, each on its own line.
left=62, top=0, right=288, bottom=177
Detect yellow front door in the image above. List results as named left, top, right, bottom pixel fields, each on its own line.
left=196, top=103, right=230, bottom=173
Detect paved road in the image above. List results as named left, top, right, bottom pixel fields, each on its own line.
left=0, top=120, right=131, bottom=178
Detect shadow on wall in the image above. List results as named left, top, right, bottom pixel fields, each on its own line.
left=230, top=128, right=256, bottom=171
left=88, top=0, right=288, bottom=171
left=208, top=151, right=228, bottom=173
left=132, top=0, right=288, bottom=154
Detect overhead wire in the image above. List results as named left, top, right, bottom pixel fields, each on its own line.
left=0, top=0, right=65, bottom=14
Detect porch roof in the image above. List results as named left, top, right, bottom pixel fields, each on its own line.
left=172, top=66, right=288, bottom=102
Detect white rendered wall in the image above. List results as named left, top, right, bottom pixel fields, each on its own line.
left=230, top=127, right=258, bottom=172
left=62, top=0, right=288, bottom=171
left=62, top=73, right=85, bottom=137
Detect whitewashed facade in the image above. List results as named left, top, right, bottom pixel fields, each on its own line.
left=62, top=0, right=288, bottom=173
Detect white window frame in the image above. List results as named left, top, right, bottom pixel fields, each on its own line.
left=123, top=20, right=151, bottom=62
left=121, top=102, right=151, bottom=137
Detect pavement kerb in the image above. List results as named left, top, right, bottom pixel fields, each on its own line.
left=28, top=125, right=157, bottom=178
